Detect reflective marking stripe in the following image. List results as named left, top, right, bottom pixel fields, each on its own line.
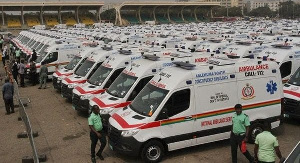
left=284, top=90, right=300, bottom=98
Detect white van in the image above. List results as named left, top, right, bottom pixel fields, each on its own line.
left=61, top=46, right=116, bottom=100
left=52, top=46, right=95, bottom=91
left=72, top=46, right=146, bottom=112
left=256, top=43, right=300, bottom=82
left=283, top=67, right=300, bottom=119
left=108, top=58, right=283, bottom=162
left=89, top=52, right=217, bottom=126
left=26, top=42, right=82, bottom=79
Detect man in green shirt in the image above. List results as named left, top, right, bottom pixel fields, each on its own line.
left=254, top=122, right=284, bottom=163
left=231, top=104, right=254, bottom=163
left=38, top=62, right=48, bottom=89
left=88, top=105, right=107, bottom=163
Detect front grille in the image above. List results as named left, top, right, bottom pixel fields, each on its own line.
left=61, top=83, right=68, bottom=94
left=284, top=98, right=300, bottom=113
left=61, top=84, right=72, bottom=98
left=52, top=77, right=60, bottom=89
left=72, top=94, right=89, bottom=111
left=72, top=94, right=80, bottom=105
left=108, top=123, right=121, bottom=144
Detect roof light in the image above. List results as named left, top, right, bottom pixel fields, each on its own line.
left=230, top=74, right=235, bottom=78
left=289, top=56, right=293, bottom=58
left=125, top=62, right=129, bottom=65
left=262, top=56, right=267, bottom=61
left=207, top=49, right=210, bottom=52
left=249, top=54, right=254, bottom=59
left=209, top=66, right=213, bottom=70
left=186, top=80, right=192, bottom=85
left=272, top=69, right=277, bottom=73
left=152, top=69, right=156, bottom=72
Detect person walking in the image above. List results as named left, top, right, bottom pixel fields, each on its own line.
left=18, top=59, right=25, bottom=87
left=29, top=49, right=37, bottom=62
left=2, top=78, right=14, bottom=115
left=29, top=61, right=37, bottom=86
left=11, top=59, right=18, bottom=84
left=88, top=105, right=106, bottom=163
left=231, top=104, right=254, bottom=163
left=254, top=122, right=285, bottom=163
left=38, top=62, right=48, bottom=89
left=2, top=45, right=7, bottom=66
left=15, top=48, right=21, bottom=63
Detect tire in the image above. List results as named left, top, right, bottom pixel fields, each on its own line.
left=248, top=123, right=264, bottom=144
left=141, top=140, right=164, bottom=163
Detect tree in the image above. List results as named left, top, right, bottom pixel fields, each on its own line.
left=248, top=6, right=275, bottom=17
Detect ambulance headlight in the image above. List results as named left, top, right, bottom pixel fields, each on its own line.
left=121, top=129, right=140, bottom=137
left=100, top=108, right=114, bottom=114
left=68, top=84, right=77, bottom=88
left=80, top=94, right=92, bottom=100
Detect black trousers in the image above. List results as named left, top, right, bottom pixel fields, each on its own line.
left=230, top=132, right=254, bottom=163
left=259, top=161, right=275, bottom=163
left=90, top=130, right=107, bottom=158
left=13, top=72, right=18, bottom=84
left=4, top=98, right=14, bottom=113
left=20, top=74, right=25, bottom=87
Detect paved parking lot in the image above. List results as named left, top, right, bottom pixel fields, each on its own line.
left=0, top=77, right=299, bottom=163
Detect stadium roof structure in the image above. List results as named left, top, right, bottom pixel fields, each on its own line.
left=114, top=1, right=220, bottom=25
left=0, top=1, right=104, bottom=27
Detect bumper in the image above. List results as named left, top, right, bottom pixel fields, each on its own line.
left=108, top=124, right=142, bottom=157
left=61, top=84, right=73, bottom=99
left=283, top=98, right=300, bottom=119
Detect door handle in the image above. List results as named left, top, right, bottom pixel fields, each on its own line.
left=184, top=116, right=193, bottom=120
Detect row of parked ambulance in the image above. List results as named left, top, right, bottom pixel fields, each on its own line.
left=12, top=20, right=300, bottom=162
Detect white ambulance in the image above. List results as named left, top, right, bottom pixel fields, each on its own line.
left=108, top=58, right=283, bottom=162
left=256, top=43, right=300, bottom=82
left=283, top=67, right=300, bottom=119
left=89, top=52, right=217, bottom=126
left=71, top=47, right=146, bottom=112
left=26, top=41, right=82, bottom=79
left=52, top=46, right=96, bottom=91
left=60, top=46, right=117, bottom=100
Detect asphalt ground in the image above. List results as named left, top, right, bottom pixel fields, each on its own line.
left=0, top=65, right=299, bottom=163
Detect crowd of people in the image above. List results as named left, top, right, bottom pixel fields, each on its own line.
left=1, top=36, right=48, bottom=116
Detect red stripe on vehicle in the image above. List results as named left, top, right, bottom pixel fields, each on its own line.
left=65, top=78, right=86, bottom=84
left=112, top=114, right=144, bottom=128
left=75, top=87, right=105, bottom=94
left=284, top=90, right=300, bottom=98
left=91, top=97, right=116, bottom=108
left=113, top=101, right=131, bottom=108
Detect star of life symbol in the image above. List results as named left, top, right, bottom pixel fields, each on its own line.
left=266, top=80, right=277, bottom=94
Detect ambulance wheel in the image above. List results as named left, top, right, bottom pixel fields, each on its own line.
left=249, top=123, right=264, bottom=144
left=141, top=140, right=164, bottom=163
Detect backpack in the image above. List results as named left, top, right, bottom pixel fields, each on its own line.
left=12, top=63, right=18, bottom=73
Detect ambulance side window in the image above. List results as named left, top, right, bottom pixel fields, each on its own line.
left=44, top=52, right=58, bottom=64
left=280, top=61, right=292, bottom=78
left=88, top=62, right=102, bottom=78
left=128, top=76, right=153, bottom=101
left=103, top=68, right=125, bottom=88
left=160, top=89, right=190, bottom=118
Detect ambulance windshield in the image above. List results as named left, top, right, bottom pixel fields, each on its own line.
left=88, top=65, right=112, bottom=85
left=106, top=73, right=137, bottom=98
left=65, top=56, right=81, bottom=70
left=75, top=60, right=94, bottom=77
left=288, top=67, right=300, bottom=86
left=130, top=83, right=168, bottom=117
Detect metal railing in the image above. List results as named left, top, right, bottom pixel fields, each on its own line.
left=5, top=63, right=40, bottom=163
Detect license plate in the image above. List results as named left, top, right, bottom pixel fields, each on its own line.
left=109, top=144, right=113, bottom=150
left=284, top=114, right=289, bottom=118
